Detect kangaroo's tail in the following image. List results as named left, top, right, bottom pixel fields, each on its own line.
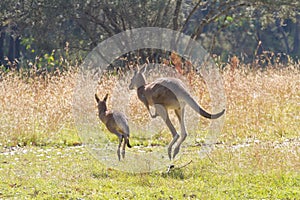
left=125, top=136, right=132, bottom=148
left=183, top=93, right=225, bottom=119
left=158, top=78, right=225, bottom=119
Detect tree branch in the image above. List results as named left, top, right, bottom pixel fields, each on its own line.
left=180, top=0, right=202, bottom=33
left=173, top=0, right=182, bottom=30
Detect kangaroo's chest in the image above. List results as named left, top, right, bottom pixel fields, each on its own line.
left=137, top=86, right=153, bottom=106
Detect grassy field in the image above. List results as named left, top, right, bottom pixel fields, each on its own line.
left=0, top=63, right=299, bottom=199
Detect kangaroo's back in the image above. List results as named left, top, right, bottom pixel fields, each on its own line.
left=142, top=79, right=181, bottom=109
left=144, top=77, right=191, bottom=106
left=111, top=111, right=129, bottom=135
left=145, top=77, right=225, bottom=119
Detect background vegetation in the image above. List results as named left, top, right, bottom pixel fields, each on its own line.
left=0, top=0, right=299, bottom=199
left=1, top=0, right=299, bottom=69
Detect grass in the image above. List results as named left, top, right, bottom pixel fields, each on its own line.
left=0, top=63, right=299, bottom=199
left=0, top=70, right=80, bottom=147
left=1, top=143, right=299, bottom=199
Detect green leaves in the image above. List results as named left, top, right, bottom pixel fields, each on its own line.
left=1, top=0, right=299, bottom=68
left=226, top=16, right=234, bottom=23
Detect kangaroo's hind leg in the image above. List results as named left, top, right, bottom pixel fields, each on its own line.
left=173, top=105, right=187, bottom=159
left=121, top=135, right=126, bottom=159
left=116, top=133, right=123, bottom=161
left=154, top=104, right=179, bottom=160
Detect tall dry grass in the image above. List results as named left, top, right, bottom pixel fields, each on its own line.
left=0, top=70, right=77, bottom=147
left=0, top=62, right=299, bottom=148
left=221, top=64, right=300, bottom=144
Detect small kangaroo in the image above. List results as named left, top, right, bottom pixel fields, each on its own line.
left=129, top=65, right=225, bottom=159
left=95, top=93, right=132, bottom=161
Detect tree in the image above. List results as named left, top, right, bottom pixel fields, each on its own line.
left=291, top=14, right=300, bottom=55
left=1, top=0, right=299, bottom=70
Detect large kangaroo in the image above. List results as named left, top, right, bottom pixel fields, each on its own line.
left=129, top=65, right=225, bottom=159
left=95, top=93, right=132, bottom=161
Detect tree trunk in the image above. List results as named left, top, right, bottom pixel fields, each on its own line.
left=292, top=14, right=300, bottom=55
left=0, top=30, right=4, bottom=63
left=173, top=0, right=182, bottom=31
left=276, top=18, right=290, bottom=54
left=8, top=35, right=20, bottom=62
left=170, top=0, right=182, bottom=51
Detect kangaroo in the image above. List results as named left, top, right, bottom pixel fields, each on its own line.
left=129, top=65, right=225, bottom=160
left=95, top=93, right=132, bottom=161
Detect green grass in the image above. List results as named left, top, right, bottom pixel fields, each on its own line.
left=1, top=141, right=299, bottom=199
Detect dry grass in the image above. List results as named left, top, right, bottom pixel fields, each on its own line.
left=221, top=65, right=300, bottom=144
left=0, top=63, right=299, bottom=149
left=0, top=70, right=78, bottom=147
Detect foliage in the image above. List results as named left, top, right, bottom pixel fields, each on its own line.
left=0, top=0, right=299, bottom=69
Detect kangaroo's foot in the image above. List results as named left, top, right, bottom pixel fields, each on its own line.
left=166, top=164, right=175, bottom=173
left=173, top=146, right=180, bottom=159
left=173, top=134, right=187, bottom=159
left=167, top=134, right=180, bottom=160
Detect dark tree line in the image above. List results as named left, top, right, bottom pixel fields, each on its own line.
left=0, top=0, right=299, bottom=70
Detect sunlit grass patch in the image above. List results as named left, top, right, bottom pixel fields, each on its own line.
left=1, top=140, right=299, bottom=199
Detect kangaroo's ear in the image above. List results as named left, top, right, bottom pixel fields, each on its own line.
left=103, top=93, right=108, bottom=102
left=95, top=94, right=100, bottom=103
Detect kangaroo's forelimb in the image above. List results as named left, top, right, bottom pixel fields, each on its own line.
left=138, top=86, right=158, bottom=118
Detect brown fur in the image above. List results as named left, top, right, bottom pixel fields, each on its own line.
left=95, top=93, right=131, bottom=161
left=129, top=65, right=225, bottom=159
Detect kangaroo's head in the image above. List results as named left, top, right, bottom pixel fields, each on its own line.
left=95, top=93, right=108, bottom=116
left=129, top=65, right=147, bottom=90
